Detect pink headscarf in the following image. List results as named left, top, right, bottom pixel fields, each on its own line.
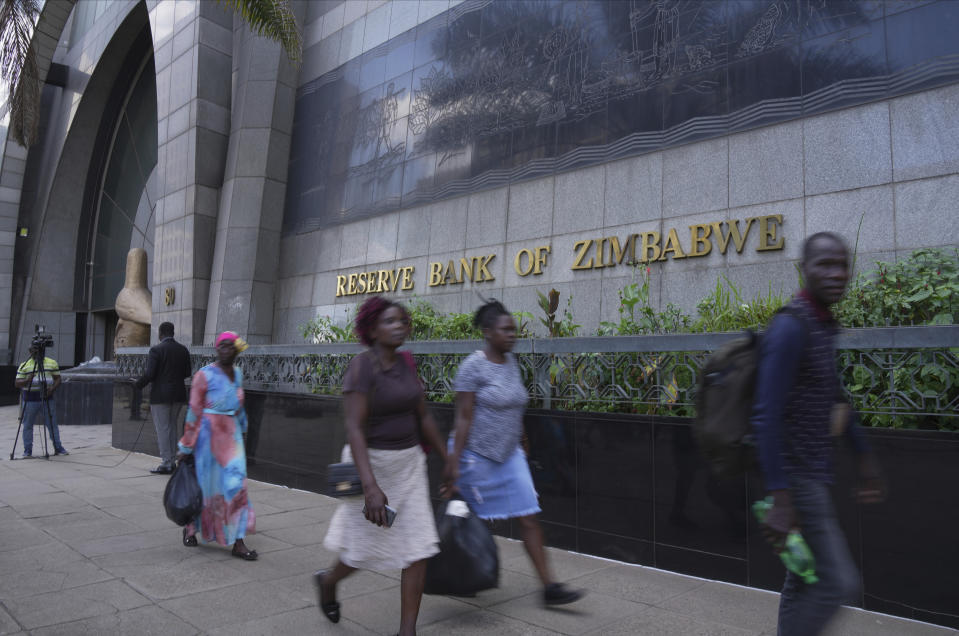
left=214, top=331, right=248, bottom=352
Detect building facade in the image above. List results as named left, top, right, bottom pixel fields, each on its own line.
left=3, top=0, right=959, bottom=365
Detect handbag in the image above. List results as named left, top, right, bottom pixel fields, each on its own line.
left=326, top=461, right=362, bottom=498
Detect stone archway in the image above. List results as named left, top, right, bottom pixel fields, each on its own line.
left=8, top=1, right=155, bottom=363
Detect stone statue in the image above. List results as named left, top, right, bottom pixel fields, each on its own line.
left=114, top=248, right=152, bottom=350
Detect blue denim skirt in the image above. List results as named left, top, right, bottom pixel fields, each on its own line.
left=451, top=442, right=541, bottom=520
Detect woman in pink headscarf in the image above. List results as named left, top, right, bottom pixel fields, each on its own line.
left=177, top=331, right=257, bottom=560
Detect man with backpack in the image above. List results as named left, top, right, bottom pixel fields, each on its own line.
left=751, top=232, right=883, bottom=636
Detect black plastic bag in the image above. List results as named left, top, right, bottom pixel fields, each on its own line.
left=163, top=455, right=203, bottom=526
left=425, top=497, right=499, bottom=596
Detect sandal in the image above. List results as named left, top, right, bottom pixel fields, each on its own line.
left=313, top=570, right=340, bottom=624
left=231, top=544, right=258, bottom=561
left=182, top=528, right=198, bottom=547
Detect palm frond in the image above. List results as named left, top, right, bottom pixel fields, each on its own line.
left=218, top=0, right=301, bottom=64
left=0, top=0, right=42, bottom=146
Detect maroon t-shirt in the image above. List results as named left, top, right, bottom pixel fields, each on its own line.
left=342, top=351, right=421, bottom=450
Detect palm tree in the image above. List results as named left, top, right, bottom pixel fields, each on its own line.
left=0, top=0, right=50, bottom=147
left=218, top=0, right=301, bottom=63
left=0, top=0, right=301, bottom=148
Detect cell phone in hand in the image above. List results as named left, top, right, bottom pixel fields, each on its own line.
left=363, top=504, right=397, bottom=527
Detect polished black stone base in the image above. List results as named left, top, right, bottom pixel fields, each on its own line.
left=111, top=382, right=959, bottom=629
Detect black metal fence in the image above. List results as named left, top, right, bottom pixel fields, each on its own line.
left=117, top=325, right=959, bottom=429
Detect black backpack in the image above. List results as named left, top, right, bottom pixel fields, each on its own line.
left=693, top=307, right=803, bottom=478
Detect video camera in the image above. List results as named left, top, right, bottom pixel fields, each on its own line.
left=31, top=325, right=54, bottom=356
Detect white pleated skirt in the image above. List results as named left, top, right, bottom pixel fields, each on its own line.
left=323, top=444, right=439, bottom=571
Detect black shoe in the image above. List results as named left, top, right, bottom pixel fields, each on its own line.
left=543, top=582, right=584, bottom=606
left=150, top=464, right=173, bottom=474
left=313, top=570, right=340, bottom=624
left=54, top=448, right=69, bottom=456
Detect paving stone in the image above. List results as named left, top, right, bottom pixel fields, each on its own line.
left=342, top=585, right=475, bottom=635
left=0, top=603, right=21, bottom=635
left=0, top=558, right=114, bottom=600
left=500, top=546, right=615, bottom=583
left=3, top=579, right=151, bottom=630
left=253, top=508, right=332, bottom=532
left=99, top=501, right=177, bottom=531
left=42, top=517, right=144, bottom=543
left=191, top=531, right=294, bottom=560
left=27, top=604, right=199, bottom=636
left=420, top=608, right=558, bottom=635
left=207, top=606, right=375, bottom=635
left=455, top=568, right=543, bottom=609
left=160, top=580, right=312, bottom=631
left=489, top=589, right=646, bottom=636
left=658, top=581, right=780, bottom=633
left=219, top=546, right=333, bottom=583
left=102, top=550, right=253, bottom=601
left=570, top=564, right=706, bottom=606
left=0, top=541, right=85, bottom=572
left=0, top=521, right=60, bottom=553
left=822, top=607, right=957, bottom=636
left=587, top=604, right=759, bottom=635
left=72, top=528, right=177, bottom=558
left=260, top=522, right=328, bottom=547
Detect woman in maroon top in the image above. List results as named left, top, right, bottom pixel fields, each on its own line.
left=316, top=296, right=448, bottom=636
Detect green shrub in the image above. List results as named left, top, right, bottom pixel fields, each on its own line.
left=834, top=248, right=958, bottom=327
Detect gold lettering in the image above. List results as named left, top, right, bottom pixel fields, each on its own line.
left=336, top=275, right=347, bottom=297
left=688, top=224, right=713, bottom=258
left=608, top=236, right=631, bottom=266
left=376, top=270, right=389, bottom=292
left=387, top=269, right=399, bottom=291
left=367, top=271, right=379, bottom=293
left=401, top=266, right=415, bottom=290
left=443, top=260, right=460, bottom=285
left=659, top=228, right=687, bottom=260
left=532, top=246, right=550, bottom=275
left=459, top=257, right=475, bottom=282
left=712, top=219, right=755, bottom=254
left=638, top=231, right=661, bottom=263
left=428, top=262, right=443, bottom=286
left=595, top=238, right=608, bottom=268
left=571, top=239, right=594, bottom=270
left=514, top=249, right=534, bottom=276
left=628, top=233, right=640, bottom=264
left=476, top=254, right=495, bottom=281
left=348, top=273, right=358, bottom=295
left=757, top=214, right=785, bottom=251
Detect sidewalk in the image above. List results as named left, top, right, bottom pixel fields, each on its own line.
left=0, top=406, right=954, bottom=635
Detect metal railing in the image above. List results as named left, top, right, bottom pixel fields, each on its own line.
left=116, top=325, right=959, bottom=428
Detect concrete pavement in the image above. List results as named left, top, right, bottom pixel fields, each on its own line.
left=0, top=405, right=954, bottom=635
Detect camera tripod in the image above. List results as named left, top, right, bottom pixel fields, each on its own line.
left=8, top=346, right=56, bottom=461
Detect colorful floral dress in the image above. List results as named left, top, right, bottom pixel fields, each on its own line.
left=178, top=364, right=254, bottom=545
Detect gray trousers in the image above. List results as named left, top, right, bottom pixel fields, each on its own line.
left=151, top=403, right=184, bottom=466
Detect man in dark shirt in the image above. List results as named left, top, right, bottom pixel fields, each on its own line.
left=135, top=322, right=192, bottom=474
left=752, top=232, right=882, bottom=636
